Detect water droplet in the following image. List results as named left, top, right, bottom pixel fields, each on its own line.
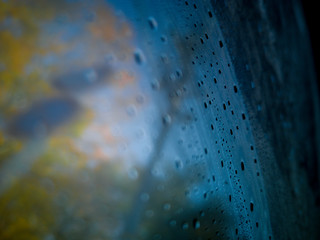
left=151, top=79, right=160, bottom=90
left=85, top=69, right=97, bottom=82
left=136, top=94, right=144, bottom=104
left=169, top=73, right=176, bottom=81
left=241, top=161, right=245, bottom=171
left=193, top=218, right=200, bottom=229
left=181, top=222, right=189, bottom=230
left=250, top=202, right=254, bottom=212
left=145, top=210, right=154, bottom=218
left=140, top=193, right=150, bottom=202
left=160, top=54, right=168, bottom=64
left=175, top=89, right=182, bottom=97
left=148, top=17, right=158, bottom=30
left=135, top=128, right=145, bottom=139
left=162, top=114, right=172, bottom=125
left=175, top=160, right=183, bottom=169
left=257, top=105, right=262, bottom=111
left=151, top=166, right=160, bottom=176
left=128, top=168, right=139, bottom=180
left=134, top=49, right=146, bottom=65
left=160, top=35, right=167, bottom=43
left=169, top=219, right=176, bottom=227
left=176, top=68, right=183, bottom=78
left=126, top=105, right=136, bottom=117
left=163, top=203, right=171, bottom=211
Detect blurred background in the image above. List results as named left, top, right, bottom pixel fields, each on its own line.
left=301, top=1, right=320, bottom=89
left=0, top=0, right=319, bottom=239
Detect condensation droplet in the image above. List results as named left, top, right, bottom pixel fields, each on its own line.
left=175, top=160, right=183, bottom=169
left=128, top=168, right=139, bottom=180
left=126, top=105, right=136, bottom=117
left=163, top=203, right=171, bottom=211
left=151, top=79, right=160, bottom=90
left=162, top=114, right=172, bottom=125
left=160, top=35, right=167, bottom=43
left=148, top=17, right=158, bottom=30
left=145, top=210, right=154, bottom=218
left=134, top=49, right=146, bottom=65
left=181, top=222, right=189, bottom=230
left=169, top=219, right=176, bottom=227
left=85, top=69, right=97, bottom=82
left=134, top=95, right=144, bottom=105
left=176, top=68, right=183, bottom=78
left=169, top=73, right=176, bottom=82
left=193, top=218, right=200, bottom=229
left=140, top=192, right=150, bottom=202
left=160, top=54, right=169, bottom=64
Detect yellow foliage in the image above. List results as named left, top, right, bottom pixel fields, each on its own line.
left=0, top=1, right=135, bottom=238
left=0, top=180, right=55, bottom=240
left=0, top=135, right=87, bottom=239
left=0, top=135, right=23, bottom=164
left=0, top=131, right=4, bottom=145
left=0, top=1, right=71, bottom=117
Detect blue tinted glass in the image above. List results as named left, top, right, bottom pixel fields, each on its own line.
left=0, top=1, right=319, bottom=239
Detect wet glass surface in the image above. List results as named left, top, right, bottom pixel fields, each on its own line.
left=0, top=1, right=319, bottom=239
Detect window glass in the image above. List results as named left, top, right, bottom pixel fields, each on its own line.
left=0, top=1, right=319, bottom=239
